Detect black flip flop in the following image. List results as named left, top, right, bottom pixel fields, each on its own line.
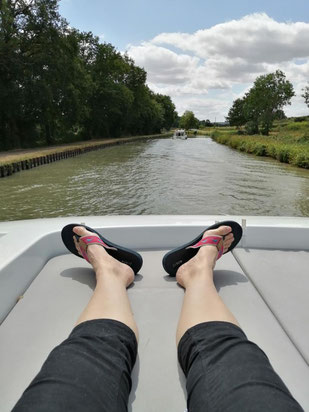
left=162, top=220, right=242, bottom=276
left=61, top=224, right=143, bottom=274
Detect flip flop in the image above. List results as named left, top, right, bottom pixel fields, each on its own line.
left=162, top=220, right=242, bottom=276
left=61, top=224, right=143, bottom=274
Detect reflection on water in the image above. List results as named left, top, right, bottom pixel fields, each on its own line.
left=0, top=137, right=308, bottom=221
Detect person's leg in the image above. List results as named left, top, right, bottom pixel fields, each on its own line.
left=73, top=226, right=138, bottom=337
left=176, top=226, right=303, bottom=412
left=13, top=226, right=138, bottom=412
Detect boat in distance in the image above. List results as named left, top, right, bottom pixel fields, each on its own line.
left=173, top=129, right=188, bottom=139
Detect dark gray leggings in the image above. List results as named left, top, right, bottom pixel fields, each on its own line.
left=12, top=319, right=303, bottom=412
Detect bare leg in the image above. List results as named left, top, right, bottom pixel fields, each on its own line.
left=176, top=225, right=238, bottom=344
left=13, top=226, right=139, bottom=412
left=73, top=226, right=139, bottom=340
left=176, top=226, right=303, bottom=412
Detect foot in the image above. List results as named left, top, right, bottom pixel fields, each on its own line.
left=176, top=226, right=234, bottom=288
left=73, top=226, right=134, bottom=287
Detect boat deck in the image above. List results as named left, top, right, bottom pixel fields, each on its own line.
left=0, top=216, right=308, bottom=411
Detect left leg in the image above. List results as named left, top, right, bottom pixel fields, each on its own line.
left=13, top=226, right=138, bottom=412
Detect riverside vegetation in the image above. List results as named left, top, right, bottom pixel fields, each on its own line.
left=0, top=0, right=177, bottom=151
left=200, top=118, right=309, bottom=169
left=1, top=0, right=309, bottom=175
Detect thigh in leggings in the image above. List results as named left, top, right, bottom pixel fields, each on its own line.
left=178, top=321, right=303, bottom=412
left=12, top=319, right=137, bottom=412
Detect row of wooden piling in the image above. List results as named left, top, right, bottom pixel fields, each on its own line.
left=0, top=134, right=171, bottom=178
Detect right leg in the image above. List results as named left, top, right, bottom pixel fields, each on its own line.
left=176, top=226, right=303, bottom=412
left=13, top=226, right=138, bottom=412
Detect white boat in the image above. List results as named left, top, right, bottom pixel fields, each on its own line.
left=0, top=215, right=308, bottom=411
left=173, top=129, right=187, bottom=139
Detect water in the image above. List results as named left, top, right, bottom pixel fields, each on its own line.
left=0, top=137, right=308, bottom=221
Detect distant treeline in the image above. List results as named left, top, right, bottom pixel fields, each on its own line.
left=0, top=0, right=178, bottom=150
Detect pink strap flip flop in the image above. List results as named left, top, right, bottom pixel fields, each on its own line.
left=61, top=224, right=143, bottom=274
left=162, top=220, right=243, bottom=276
left=77, top=235, right=117, bottom=263
left=186, top=235, right=224, bottom=260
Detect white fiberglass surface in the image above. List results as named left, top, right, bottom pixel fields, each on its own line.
left=0, top=250, right=308, bottom=411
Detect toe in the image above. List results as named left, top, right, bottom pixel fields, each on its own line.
left=223, top=236, right=234, bottom=253
left=73, top=233, right=82, bottom=256
left=203, top=225, right=231, bottom=238
left=73, top=226, right=93, bottom=237
left=72, top=226, right=95, bottom=256
left=200, top=225, right=236, bottom=257
left=224, top=232, right=234, bottom=241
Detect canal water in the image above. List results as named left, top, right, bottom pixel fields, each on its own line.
left=0, top=137, right=308, bottom=221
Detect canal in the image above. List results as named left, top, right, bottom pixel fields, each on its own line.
left=0, top=137, right=308, bottom=221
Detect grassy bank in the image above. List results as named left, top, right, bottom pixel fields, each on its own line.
left=0, top=132, right=172, bottom=177
left=199, top=120, right=309, bottom=169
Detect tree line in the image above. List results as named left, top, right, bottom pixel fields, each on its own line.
left=0, top=0, right=178, bottom=150
left=226, top=70, right=298, bottom=135
left=178, top=111, right=214, bottom=130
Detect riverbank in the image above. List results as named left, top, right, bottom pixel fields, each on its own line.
left=1, top=137, right=308, bottom=220
left=199, top=120, right=309, bottom=169
left=0, top=132, right=172, bottom=178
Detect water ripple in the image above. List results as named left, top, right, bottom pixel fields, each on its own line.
left=0, top=137, right=308, bottom=220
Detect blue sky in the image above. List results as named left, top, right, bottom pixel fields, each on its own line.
left=59, top=0, right=309, bottom=50
left=59, top=0, right=309, bottom=120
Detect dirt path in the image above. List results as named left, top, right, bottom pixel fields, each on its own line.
left=0, top=133, right=172, bottom=177
left=0, top=138, right=121, bottom=164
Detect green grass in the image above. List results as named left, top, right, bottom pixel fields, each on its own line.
left=199, top=122, right=309, bottom=169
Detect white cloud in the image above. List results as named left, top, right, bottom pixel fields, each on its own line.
left=152, top=13, right=309, bottom=63
left=127, top=13, right=309, bottom=120
left=172, top=96, right=230, bottom=121
left=128, top=43, right=200, bottom=85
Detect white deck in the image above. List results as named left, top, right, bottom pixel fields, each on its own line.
left=0, top=216, right=308, bottom=411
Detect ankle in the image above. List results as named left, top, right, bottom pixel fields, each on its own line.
left=95, top=264, right=134, bottom=288
left=185, top=273, right=214, bottom=288
left=177, top=266, right=214, bottom=289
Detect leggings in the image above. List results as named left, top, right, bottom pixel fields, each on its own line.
left=12, top=319, right=303, bottom=412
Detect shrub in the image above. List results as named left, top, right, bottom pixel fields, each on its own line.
left=285, top=122, right=308, bottom=131
left=277, top=122, right=289, bottom=127
left=293, top=153, right=309, bottom=168
left=245, top=121, right=259, bottom=135
left=239, top=142, right=247, bottom=151
left=266, top=145, right=277, bottom=158
left=294, top=116, right=308, bottom=122
left=253, top=143, right=267, bottom=156
left=298, top=134, right=309, bottom=143
left=210, top=126, right=309, bottom=169
left=210, top=130, right=220, bottom=139
left=276, top=147, right=290, bottom=163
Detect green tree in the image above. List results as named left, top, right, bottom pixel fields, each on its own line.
left=154, top=94, right=177, bottom=130
left=0, top=0, right=89, bottom=148
left=179, top=110, right=199, bottom=129
left=85, top=42, right=135, bottom=138
left=244, top=70, right=294, bottom=135
left=0, top=0, right=178, bottom=149
left=274, top=109, right=286, bottom=120
left=302, top=85, right=309, bottom=109
left=226, top=98, right=246, bottom=128
left=0, top=0, right=28, bottom=148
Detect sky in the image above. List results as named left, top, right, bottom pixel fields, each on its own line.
left=59, top=0, right=309, bottom=121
